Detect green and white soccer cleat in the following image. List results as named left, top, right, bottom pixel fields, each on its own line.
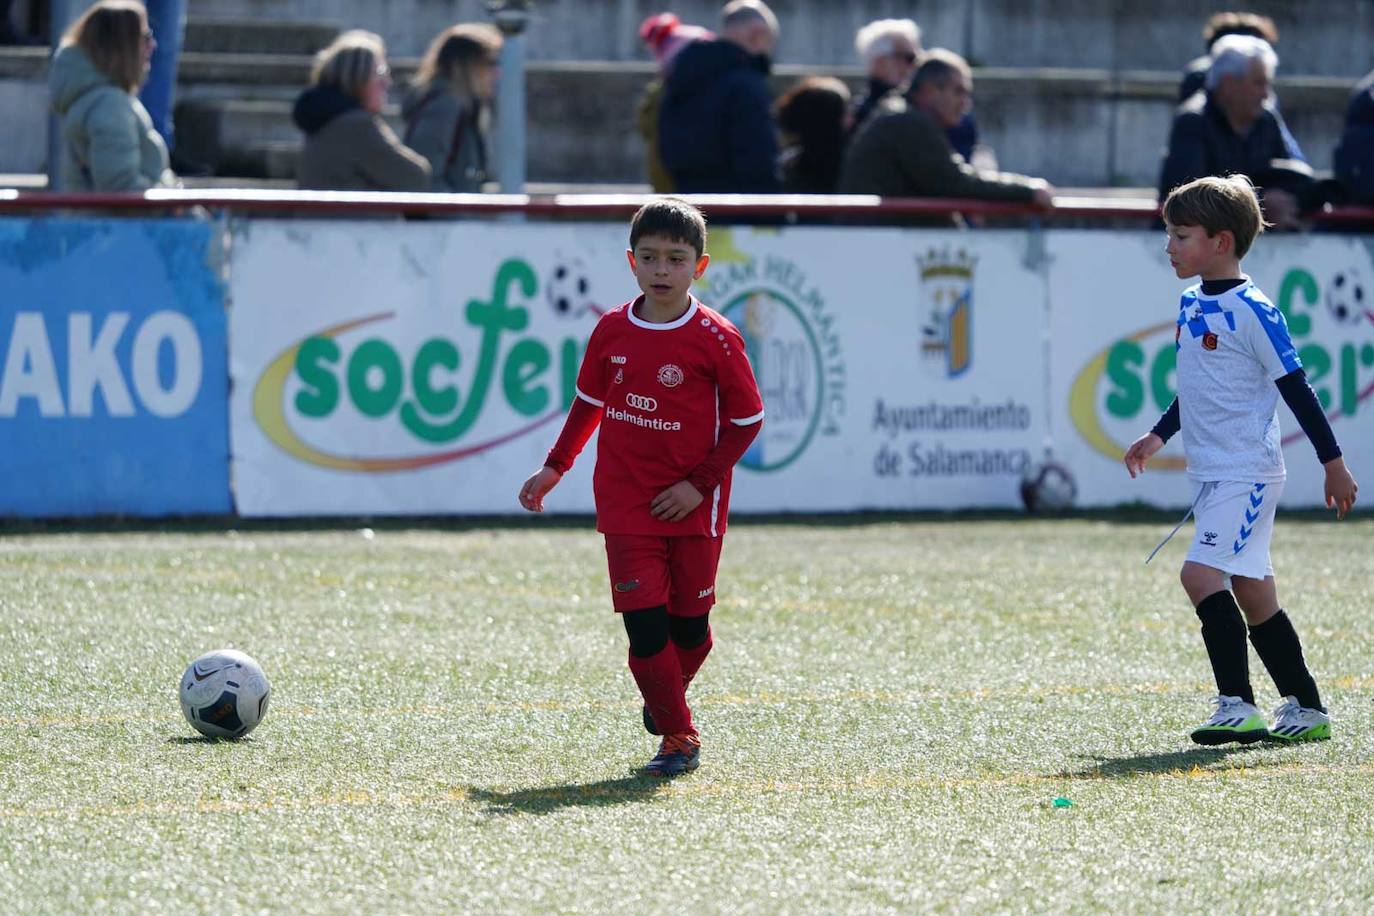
left=1268, top=696, right=1332, bottom=743
left=1190, top=695, right=1269, bottom=745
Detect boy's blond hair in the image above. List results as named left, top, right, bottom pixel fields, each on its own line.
left=1163, top=174, right=1270, bottom=259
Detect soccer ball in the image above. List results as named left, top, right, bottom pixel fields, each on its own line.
left=1325, top=270, right=1367, bottom=325
left=178, top=649, right=271, bottom=739
left=1020, top=460, right=1078, bottom=513
left=546, top=258, right=596, bottom=317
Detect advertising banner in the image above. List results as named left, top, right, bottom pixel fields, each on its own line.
left=1049, top=230, right=1374, bottom=508
left=0, top=219, right=231, bottom=516
left=229, top=222, right=1049, bottom=515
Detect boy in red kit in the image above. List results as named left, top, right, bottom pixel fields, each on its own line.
left=518, top=199, right=764, bottom=777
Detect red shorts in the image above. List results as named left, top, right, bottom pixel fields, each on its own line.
left=603, top=534, right=723, bottom=616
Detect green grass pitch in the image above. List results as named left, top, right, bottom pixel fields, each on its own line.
left=2, top=515, right=1372, bottom=912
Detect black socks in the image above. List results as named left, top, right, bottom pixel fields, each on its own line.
left=1195, top=591, right=1254, bottom=704
left=1249, top=610, right=1325, bottom=712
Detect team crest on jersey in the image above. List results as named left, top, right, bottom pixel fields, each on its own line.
left=1202, top=332, right=1218, bottom=350
left=657, top=364, right=684, bottom=388
left=614, top=368, right=624, bottom=384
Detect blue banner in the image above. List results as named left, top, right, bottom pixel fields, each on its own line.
left=0, top=219, right=231, bottom=516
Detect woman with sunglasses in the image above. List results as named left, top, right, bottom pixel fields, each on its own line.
left=293, top=30, right=431, bottom=192
left=49, top=0, right=175, bottom=190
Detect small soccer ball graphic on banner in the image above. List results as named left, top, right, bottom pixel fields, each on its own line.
left=178, top=649, right=271, bottom=739
left=1020, top=461, right=1078, bottom=514
left=546, top=257, right=597, bottom=318
left=1326, top=269, right=1367, bottom=325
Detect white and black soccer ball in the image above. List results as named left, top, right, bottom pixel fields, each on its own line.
left=546, top=258, right=595, bottom=318
left=1326, top=269, right=1367, bottom=325
left=1020, top=460, right=1078, bottom=514
left=178, top=649, right=271, bottom=739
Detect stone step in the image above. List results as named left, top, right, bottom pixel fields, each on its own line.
left=184, top=19, right=340, bottom=56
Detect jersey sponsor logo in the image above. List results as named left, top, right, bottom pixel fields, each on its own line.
left=611, top=355, right=627, bottom=364
left=614, top=579, right=641, bottom=592
left=657, top=364, right=684, bottom=388
left=1201, top=530, right=1218, bottom=546
left=625, top=392, right=657, bottom=412
left=605, top=405, right=681, bottom=431
left=696, top=586, right=715, bottom=599
left=1202, top=332, right=1218, bottom=350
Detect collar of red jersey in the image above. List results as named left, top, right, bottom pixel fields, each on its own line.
left=626, top=295, right=700, bottom=330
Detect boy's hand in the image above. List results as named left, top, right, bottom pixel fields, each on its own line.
left=650, top=481, right=703, bottom=522
left=518, top=466, right=562, bottom=513
left=1323, top=456, right=1358, bottom=519
left=1124, top=432, right=1164, bottom=479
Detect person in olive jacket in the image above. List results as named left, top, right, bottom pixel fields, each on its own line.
left=49, top=0, right=175, bottom=191
left=293, top=30, right=431, bottom=192
left=839, top=49, right=1054, bottom=207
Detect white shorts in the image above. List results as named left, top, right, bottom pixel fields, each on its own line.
left=1185, top=479, right=1283, bottom=580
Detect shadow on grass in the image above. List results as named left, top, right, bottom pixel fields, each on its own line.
left=1063, top=743, right=1281, bottom=779
left=467, top=773, right=668, bottom=815
left=166, top=735, right=257, bottom=745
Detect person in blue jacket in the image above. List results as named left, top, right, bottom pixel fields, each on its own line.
left=658, top=0, right=780, bottom=194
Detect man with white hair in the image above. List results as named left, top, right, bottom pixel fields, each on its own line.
left=658, top=0, right=781, bottom=192
left=1158, top=34, right=1303, bottom=227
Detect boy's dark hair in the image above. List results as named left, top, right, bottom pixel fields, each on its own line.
left=629, top=198, right=708, bottom=258
left=1203, top=12, right=1278, bottom=50
left=1163, top=174, right=1270, bottom=259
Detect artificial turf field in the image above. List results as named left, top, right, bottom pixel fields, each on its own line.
left=2, top=515, right=1372, bottom=913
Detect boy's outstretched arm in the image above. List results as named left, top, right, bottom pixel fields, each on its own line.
left=517, top=397, right=601, bottom=513
left=1275, top=369, right=1358, bottom=519
left=1125, top=398, right=1178, bottom=478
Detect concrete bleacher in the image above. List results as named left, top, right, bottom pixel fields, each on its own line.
left=0, top=0, right=1367, bottom=192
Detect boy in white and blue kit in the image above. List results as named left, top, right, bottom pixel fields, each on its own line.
left=1125, top=175, right=1359, bottom=746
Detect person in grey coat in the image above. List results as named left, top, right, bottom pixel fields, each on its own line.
left=49, top=0, right=175, bottom=191
left=402, top=23, right=502, bottom=193
left=293, top=30, right=431, bottom=192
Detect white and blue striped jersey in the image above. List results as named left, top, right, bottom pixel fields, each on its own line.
left=1175, top=278, right=1301, bottom=483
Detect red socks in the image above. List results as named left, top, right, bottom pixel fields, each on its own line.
left=628, top=645, right=693, bottom=735
left=676, top=626, right=713, bottom=690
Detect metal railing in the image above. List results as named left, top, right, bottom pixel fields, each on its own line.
left=1, top=188, right=1373, bottom=224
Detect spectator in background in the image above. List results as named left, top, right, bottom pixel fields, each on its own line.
left=49, top=0, right=176, bottom=190
left=293, top=30, right=431, bottom=192
left=636, top=12, right=714, bottom=192
left=775, top=76, right=849, bottom=193
left=1158, top=35, right=1303, bottom=229
left=1334, top=70, right=1374, bottom=205
left=402, top=23, right=502, bottom=193
left=1178, top=11, right=1304, bottom=163
left=839, top=50, right=1053, bottom=208
left=1, top=0, right=41, bottom=44
left=658, top=0, right=780, bottom=193
left=849, top=18, right=980, bottom=163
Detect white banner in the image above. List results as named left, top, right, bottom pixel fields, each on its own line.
left=229, top=222, right=1049, bottom=515
left=1049, top=230, right=1374, bottom=508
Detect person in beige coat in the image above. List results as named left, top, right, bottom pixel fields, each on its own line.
left=293, top=30, right=431, bottom=192
left=49, top=0, right=175, bottom=191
